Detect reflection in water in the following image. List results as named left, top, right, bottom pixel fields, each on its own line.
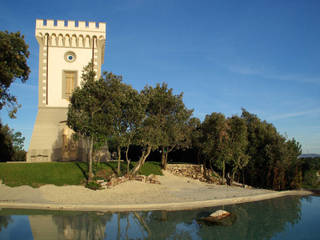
left=0, top=196, right=319, bottom=240
left=0, top=216, right=12, bottom=231
left=29, top=213, right=111, bottom=240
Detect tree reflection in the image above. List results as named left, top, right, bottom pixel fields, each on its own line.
left=197, top=196, right=302, bottom=240
left=115, top=196, right=302, bottom=240
left=0, top=216, right=12, bottom=231
left=12, top=196, right=304, bottom=240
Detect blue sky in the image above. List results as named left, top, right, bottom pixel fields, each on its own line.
left=0, top=0, right=319, bottom=153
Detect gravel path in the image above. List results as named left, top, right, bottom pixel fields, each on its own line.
left=0, top=171, right=311, bottom=211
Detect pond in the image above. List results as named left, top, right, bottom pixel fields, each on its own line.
left=0, top=195, right=319, bottom=239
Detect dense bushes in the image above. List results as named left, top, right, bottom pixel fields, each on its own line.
left=196, top=109, right=304, bottom=190
left=300, top=157, right=320, bottom=188
left=0, top=121, right=26, bottom=162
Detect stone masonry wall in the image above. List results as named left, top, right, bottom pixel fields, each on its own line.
left=166, top=164, right=206, bottom=181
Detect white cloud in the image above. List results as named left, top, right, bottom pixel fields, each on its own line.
left=268, top=108, right=320, bottom=120
left=228, top=64, right=265, bottom=76
left=227, top=64, right=320, bottom=85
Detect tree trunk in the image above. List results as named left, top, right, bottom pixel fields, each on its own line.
left=134, top=212, right=151, bottom=236
left=125, top=214, right=130, bottom=240
left=222, top=159, right=225, bottom=185
left=88, top=137, right=94, bottom=181
left=117, top=213, right=121, bottom=240
left=117, top=146, right=121, bottom=176
left=131, top=146, right=152, bottom=175
left=203, top=158, right=208, bottom=178
left=197, top=150, right=200, bottom=164
left=161, top=146, right=173, bottom=170
left=164, top=151, right=168, bottom=169
left=161, top=146, right=166, bottom=169
left=242, top=169, right=245, bottom=186
left=125, top=144, right=130, bottom=174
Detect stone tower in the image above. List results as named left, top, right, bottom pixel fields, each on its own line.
left=27, top=19, right=106, bottom=162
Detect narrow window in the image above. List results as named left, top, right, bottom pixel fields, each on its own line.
left=62, top=71, right=77, bottom=100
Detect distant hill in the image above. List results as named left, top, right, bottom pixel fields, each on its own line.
left=299, top=154, right=320, bottom=158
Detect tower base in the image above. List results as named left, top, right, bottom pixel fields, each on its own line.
left=27, top=107, right=85, bottom=162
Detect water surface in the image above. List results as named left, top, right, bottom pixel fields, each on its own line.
left=0, top=195, right=319, bottom=239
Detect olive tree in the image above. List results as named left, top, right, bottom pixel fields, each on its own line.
left=200, top=112, right=231, bottom=183
left=227, top=115, right=249, bottom=181
left=67, top=65, right=115, bottom=180
left=0, top=31, right=30, bottom=118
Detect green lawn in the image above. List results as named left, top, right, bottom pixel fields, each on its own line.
left=0, top=161, right=162, bottom=187
left=0, top=162, right=86, bottom=187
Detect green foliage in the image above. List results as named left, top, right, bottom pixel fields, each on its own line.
left=197, top=109, right=303, bottom=190
left=0, top=122, right=14, bottom=162
left=0, top=121, right=26, bottom=162
left=240, top=109, right=302, bottom=190
left=141, top=83, right=193, bottom=169
left=301, top=157, right=320, bottom=188
left=67, top=64, right=121, bottom=179
left=303, top=170, right=318, bottom=187
left=0, top=162, right=86, bottom=187
left=85, top=181, right=102, bottom=190
left=227, top=115, right=249, bottom=179
left=200, top=112, right=230, bottom=182
left=0, top=31, right=30, bottom=118
left=67, top=64, right=112, bottom=139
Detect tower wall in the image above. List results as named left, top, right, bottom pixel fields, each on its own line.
left=27, top=19, right=106, bottom=162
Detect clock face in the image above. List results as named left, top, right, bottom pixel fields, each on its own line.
left=64, top=51, right=76, bottom=63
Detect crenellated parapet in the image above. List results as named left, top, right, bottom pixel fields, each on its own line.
left=35, top=19, right=106, bottom=48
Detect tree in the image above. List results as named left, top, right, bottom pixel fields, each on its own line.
left=130, top=83, right=176, bottom=175
left=227, top=115, right=249, bottom=181
left=98, top=72, right=126, bottom=176
left=241, top=108, right=303, bottom=190
left=0, top=121, right=26, bottom=162
left=188, top=117, right=202, bottom=164
left=0, top=31, right=30, bottom=118
left=301, top=157, right=320, bottom=187
left=100, top=72, right=143, bottom=176
left=0, top=121, right=14, bottom=162
left=117, top=86, right=146, bottom=174
left=138, top=83, right=193, bottom=170
left=130, top=115, right=163, bottom=175
left=200, top=112, right=231, bottom=183
left=67, top=64, right=112, bottom=180
left=160, top=103, right=193, bottom=169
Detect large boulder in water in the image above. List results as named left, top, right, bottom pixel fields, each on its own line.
left=197, top=210, right=236, bottom=226
left=209, top=210, right=231, bottom=219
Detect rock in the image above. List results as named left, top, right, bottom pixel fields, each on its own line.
left=147, top=174, right=155, bottom=180
left=197, top=210, right=236, bottom=226
left=134, top=175, right=145, bottom=182
left=100, top=182, right=108, bottom=187
left=165, top=164, right=220, bottom=184
left=209, top=210, right=231, bottom=219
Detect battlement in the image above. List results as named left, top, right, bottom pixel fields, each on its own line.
left=36, top=19, right=106, bottom=33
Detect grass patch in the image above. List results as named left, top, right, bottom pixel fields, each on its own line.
left=0, top=162, right=86, bottom=187
left=93, top=161, right=163, bottom=178
left=0, top=161, right=162, bottom=188
left=138, top=161, right=163, bottom=176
